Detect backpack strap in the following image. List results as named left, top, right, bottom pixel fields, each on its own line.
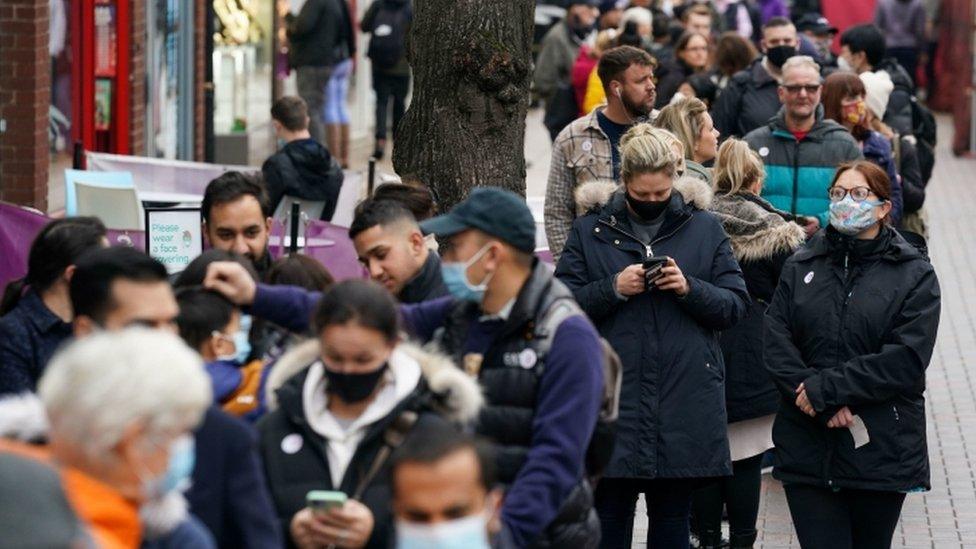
left=350, top=410, right=418, bottom=501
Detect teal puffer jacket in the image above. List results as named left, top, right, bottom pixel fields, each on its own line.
left=744, top=108, right=862, bottom=227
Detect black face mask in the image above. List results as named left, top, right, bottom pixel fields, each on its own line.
left=626, top=192, right=670, bottom=220
left=324, top=363, right=388, bottom=403
left=766, top=45, right=797, bottom=68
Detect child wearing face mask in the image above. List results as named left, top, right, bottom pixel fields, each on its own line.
left=175, top=288, right=269, bottom=421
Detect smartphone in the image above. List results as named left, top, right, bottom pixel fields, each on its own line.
left=642, top=256, right=669, bottom=289
left=307, top=490, right=347, bottom=515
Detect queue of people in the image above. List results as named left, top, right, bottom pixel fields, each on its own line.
left=0, top=2, right=947, bottom=549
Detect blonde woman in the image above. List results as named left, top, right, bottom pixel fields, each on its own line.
left=654, top=97, right=720, bottom=183
left=693, top=138, right=805, bottom=548
left=555, top=124, right=749, bottom=549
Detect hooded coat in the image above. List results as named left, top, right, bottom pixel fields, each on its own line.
left=555, top=177, right=750, bottom=479
left=711, top=58, right=782, bottom=139
left=262, top=138, right=344, bottom=221
left=256, top=340, right=482, bottom=549
left=745, top=107, right=863, bottom=227
left=765, top=226, right=941, bottom=492
left=708, top=192, right=805, bottom=423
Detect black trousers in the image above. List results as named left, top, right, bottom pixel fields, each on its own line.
left=595, top=477, right=695, bottom=549
left=372, top=70, right=410, bottom=141
left=784, top=484, right=906, bottom=549
left=691, top=453, right=764, bottom=547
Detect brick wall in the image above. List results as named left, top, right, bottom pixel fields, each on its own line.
left=129, top=0, right=146, bottom=155
left=0, top=0, right=51, bottom=210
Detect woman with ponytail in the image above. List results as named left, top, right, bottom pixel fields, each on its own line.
left=0, top=217, right=106, bottom=394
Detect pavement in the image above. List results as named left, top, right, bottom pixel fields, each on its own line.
left=520, top=109, right=976, bottom=548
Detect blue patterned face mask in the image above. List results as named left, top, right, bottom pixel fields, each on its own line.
left=829, top=196, right=884, bottom=236
left=441, top=245, right=494, bottom=303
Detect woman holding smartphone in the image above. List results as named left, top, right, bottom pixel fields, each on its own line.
left=555, top=124, right=749, bottom=548
left=765, top=161, right=941, bottom=549
left=256, top=280, right=482, bottom=548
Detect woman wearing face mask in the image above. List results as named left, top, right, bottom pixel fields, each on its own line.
left=556, top=124, right=749, bottom=548
left=256, top=280, right=482, bottom=549
left=822, top=71, right=904, bottom=227
left=654, top=31, right=711, bottom=108
left=765, top=161, right=941, bottom=549
left=654, top=96, right=720, bottom=183
left=7, top=328, right=212, bottom=548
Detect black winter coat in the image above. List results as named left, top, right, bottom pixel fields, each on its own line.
left=285, top=0, right=345, bottom=68
left=708, top=193, right=806, bottom=424
left=555, top=178, right=750, bottom=479
left=877, top=58, right=916, bottom=137
left=711, top=58, right=780, bottom=139
left=654, top=59, right=697, bottom=109
left=765, top=226, right=941, bottom=492
left=256, top=341, right=481, bottom=548
left=262, top=138, right=344, bottom=221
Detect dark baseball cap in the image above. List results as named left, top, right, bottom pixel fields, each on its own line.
left=420, top=187, right=537, bottom=253
left=796, top=13, right=837, bottom=35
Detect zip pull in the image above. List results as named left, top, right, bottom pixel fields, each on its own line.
left=645, top=245, right=653, bottom=258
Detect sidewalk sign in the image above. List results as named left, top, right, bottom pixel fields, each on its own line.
left=145, top=207, right=203, bottom=274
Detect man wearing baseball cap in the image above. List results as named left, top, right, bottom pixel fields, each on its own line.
left=795, top=12, right=838, bottom=68
left=203, top=187, right=605, bottom=548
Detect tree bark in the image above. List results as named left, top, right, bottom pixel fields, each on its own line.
left=392, top=0, right=534, bottom=211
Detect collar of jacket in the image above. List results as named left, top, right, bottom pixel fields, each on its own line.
left=709, top=192, right=805, bottom=262
left=751, top=57, right=779, bottom=87
left=597, top=188, right=693, bottom=247
left=490, top=260, right=571, bottom=343
left=400, top=252, right=442, bottom=303
left=768, top=105, right=844, bottom=142
left=794, top=225, right=923, bottom=264
left=21, top=289, right=70, bottom=334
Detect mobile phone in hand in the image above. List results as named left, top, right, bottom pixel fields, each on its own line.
left=642, top=256, right=668, bottom=289
left=307, top=490, right=347, bottom=516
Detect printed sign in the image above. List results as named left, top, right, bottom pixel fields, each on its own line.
left=145, top=208, right=203, bottom=274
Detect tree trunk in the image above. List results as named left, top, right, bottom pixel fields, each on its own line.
left=392, top=0, right=534, bottom=211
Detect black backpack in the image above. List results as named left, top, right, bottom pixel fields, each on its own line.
left=909, top=96, right=936, bottom=184
left=366, top=2, right=411, bottom=70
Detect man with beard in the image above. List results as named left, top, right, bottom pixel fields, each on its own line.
left=744, top=56, right=862, bottom=236
left=712, top=17, right=799, bottom=139
left=202, top=172, right=274, bottom=279
left=545, top=45, right=657, bottom=261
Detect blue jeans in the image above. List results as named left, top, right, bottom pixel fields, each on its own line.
left=595, top=477, right=694, bottom=549
left=324, top=58, right=352, bottom=125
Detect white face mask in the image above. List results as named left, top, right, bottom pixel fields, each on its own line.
left=837, top=55, right=853, bottom=72
left=396, top=513, right=491, bottom=549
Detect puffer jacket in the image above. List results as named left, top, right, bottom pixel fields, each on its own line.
left=555, top=178, right=749, bottom=479
left=708, top=192, right=805, bottom=423
left=765, top=226, right=941, bottom=492
left=257, top=340, right=482, bottom=549
left=745, top=107, right=862, bottom=227
left=711, top=58, right=780, bottom=139
left=877, top=58, right=916, bottom=136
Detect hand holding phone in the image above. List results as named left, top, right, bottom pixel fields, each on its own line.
left=307, top=490, right=347, bottom=516
left=642, top=256, right=669, bottom=290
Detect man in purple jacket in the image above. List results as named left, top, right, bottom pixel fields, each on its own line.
left=205, top=187, right=605, bottom=548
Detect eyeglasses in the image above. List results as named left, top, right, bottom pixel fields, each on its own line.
left=828, top=186, right=878, bottom=202
left=781, top=84, right=821, bottom=95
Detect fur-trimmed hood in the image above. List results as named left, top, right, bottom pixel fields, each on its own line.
left=574, top=176, right=714, bottom=216
left=265, top=339, right=483, bottom=424
left=709, top=192, right=805, bottom=263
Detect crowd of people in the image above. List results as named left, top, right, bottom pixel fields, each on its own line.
left=0, top=0, right=948, bottom=549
